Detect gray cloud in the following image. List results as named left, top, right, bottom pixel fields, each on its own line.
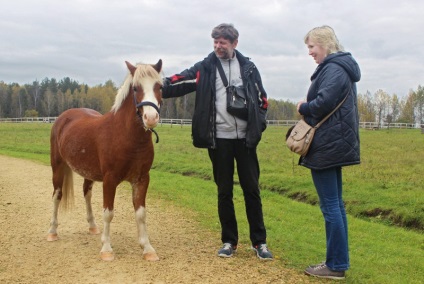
left=1, top=0, right=423, bottom=102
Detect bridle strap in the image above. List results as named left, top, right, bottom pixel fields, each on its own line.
left=134, top=99, right=161, bottom=114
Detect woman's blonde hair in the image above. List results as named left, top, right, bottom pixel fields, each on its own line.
left=304, top=25, right=344, bottom=54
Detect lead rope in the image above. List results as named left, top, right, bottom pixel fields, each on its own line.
left=151, top=128, right=159, bottom=143
left=136, top=111, right=159, bottom=143
left=133, top=92, right=160, bottom=144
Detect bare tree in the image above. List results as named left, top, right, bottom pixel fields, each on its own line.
left=358, top=91, right=376, bottom=123
left=414, top=85, right=424, bottom=124
left=374, top=89, right=389, bottom=128
left=31, top=80, right=41, bottom=111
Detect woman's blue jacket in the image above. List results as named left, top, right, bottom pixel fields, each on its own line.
left=299, top=52, right=361, bottom=170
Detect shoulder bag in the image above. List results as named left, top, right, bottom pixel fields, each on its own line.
left=286, top=95, right=348, bottom=156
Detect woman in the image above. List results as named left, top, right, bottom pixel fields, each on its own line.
left=297, top=26, right=361, bottom=280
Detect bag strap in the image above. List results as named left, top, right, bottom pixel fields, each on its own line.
left=216, top=60, right=229, bottom=87
left=314, top=92, right=349, bottom=129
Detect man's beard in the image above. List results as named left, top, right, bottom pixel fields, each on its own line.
left=215, top=48, right=231, bottom=59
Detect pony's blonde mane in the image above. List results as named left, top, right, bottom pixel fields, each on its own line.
left=111, top=64, right=162, bottom=113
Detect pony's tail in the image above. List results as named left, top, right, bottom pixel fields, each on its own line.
left=60, top=164, right=75, bottom=211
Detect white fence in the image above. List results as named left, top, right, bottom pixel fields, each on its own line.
left=0, top=117, right=423, bottom=130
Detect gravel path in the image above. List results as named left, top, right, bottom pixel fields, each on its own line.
left=0, top=155, right=312, bottom=284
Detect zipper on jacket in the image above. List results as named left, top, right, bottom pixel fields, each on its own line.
left=210, top=61, right=217, bottom=149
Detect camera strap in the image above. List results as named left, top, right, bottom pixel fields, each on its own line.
left=216, top=59, right=229, bottom=88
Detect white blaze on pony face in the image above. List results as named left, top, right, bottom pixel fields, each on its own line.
left=117, top=61, right=163, bottom=129
left=138, top=77, right=160, bottom=129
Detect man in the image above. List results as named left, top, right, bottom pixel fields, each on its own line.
left=162, top=23, right=272, bottom=260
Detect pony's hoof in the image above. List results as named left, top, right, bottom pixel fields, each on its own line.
left=100, top=251, right=115, bottom=261
left=143, top=252, right=159, bottom=261
left=89, top=227, right=101, bottom=235
left=47, top=233, right=58, bottom=242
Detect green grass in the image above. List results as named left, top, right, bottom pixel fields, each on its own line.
left=153, top=125, right=424, bottom=231
left=0, top=123, right=51, bottom=164
left=0, top=122, right=423, bottom=283
left=147, top=171, right=424, bottom=284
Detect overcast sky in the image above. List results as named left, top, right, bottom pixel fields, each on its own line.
left=1, top=0, right=423, bottom=102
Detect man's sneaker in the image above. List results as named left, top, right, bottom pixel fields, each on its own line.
left=252, top=243, right=273, bottom=260
left=304, top=263, right=345, bottom=280
left=218, top=243, right=236, bottom=258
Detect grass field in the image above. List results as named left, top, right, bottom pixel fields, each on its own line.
left=0, top=122, right=423, bottom=283
left=153, top=124, right=424, bottom=232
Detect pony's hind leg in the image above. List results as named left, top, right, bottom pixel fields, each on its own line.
left=47, top=162, right=74, bottom=241
left=83, top=179, right=100, bottom=235
left=47, top=189, right=61, bottom=241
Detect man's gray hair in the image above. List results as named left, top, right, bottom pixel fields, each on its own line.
left=211, top=23, right=239, bottom=43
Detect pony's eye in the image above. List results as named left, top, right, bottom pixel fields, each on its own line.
left=133, top=87, right=137, bottom=92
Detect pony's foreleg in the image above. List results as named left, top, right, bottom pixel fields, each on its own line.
left=100, top=181, right=117, bottom=261
left=83, top=179, right=100, bottom=235
left=133, top=178, right=158, bottom=261
left=100, top=208, right=114, bottom=261
left=47, top=189, right=61, bottom=241
left=135, top=206, right=159, bottom=261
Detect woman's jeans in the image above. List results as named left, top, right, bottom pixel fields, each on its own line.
left=311, top=167, right=349, bottom=271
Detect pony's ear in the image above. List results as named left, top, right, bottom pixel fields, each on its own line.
left=125, top=61, right=137, bottom=75
left=153, top=59, right=162, bottom=73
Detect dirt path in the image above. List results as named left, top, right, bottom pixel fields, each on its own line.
left=0, top=155, right=312, bottom=284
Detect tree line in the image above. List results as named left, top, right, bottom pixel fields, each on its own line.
left=0, top=78, right=423, bottom=125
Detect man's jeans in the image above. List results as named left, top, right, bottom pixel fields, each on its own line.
left=208, top=138, right=266, bottom=247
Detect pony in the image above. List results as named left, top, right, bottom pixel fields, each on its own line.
left=47, top=60, right=163, bottom=261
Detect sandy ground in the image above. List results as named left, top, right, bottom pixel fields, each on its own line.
left=0, top=155, right=313, bottom=284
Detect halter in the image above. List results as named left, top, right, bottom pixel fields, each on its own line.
left=133, top=89, right=161, bottom=143
left=134, top=100, right=161, bottom=114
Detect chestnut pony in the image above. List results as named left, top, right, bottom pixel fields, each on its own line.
left=47, top=60, right=163, bottom=261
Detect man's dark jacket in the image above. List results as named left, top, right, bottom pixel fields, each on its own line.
left=298, top=51, right=361, bottom=170
left=162, top=50, right=268, bottom=149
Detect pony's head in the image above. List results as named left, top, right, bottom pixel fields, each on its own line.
left=112, top=60, right=163, bottom=129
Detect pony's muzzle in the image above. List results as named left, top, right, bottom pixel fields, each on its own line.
left=142, top=106, right=159, bottom=128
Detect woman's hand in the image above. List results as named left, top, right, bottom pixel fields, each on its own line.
left=297, top=100, right=306, bottom=114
